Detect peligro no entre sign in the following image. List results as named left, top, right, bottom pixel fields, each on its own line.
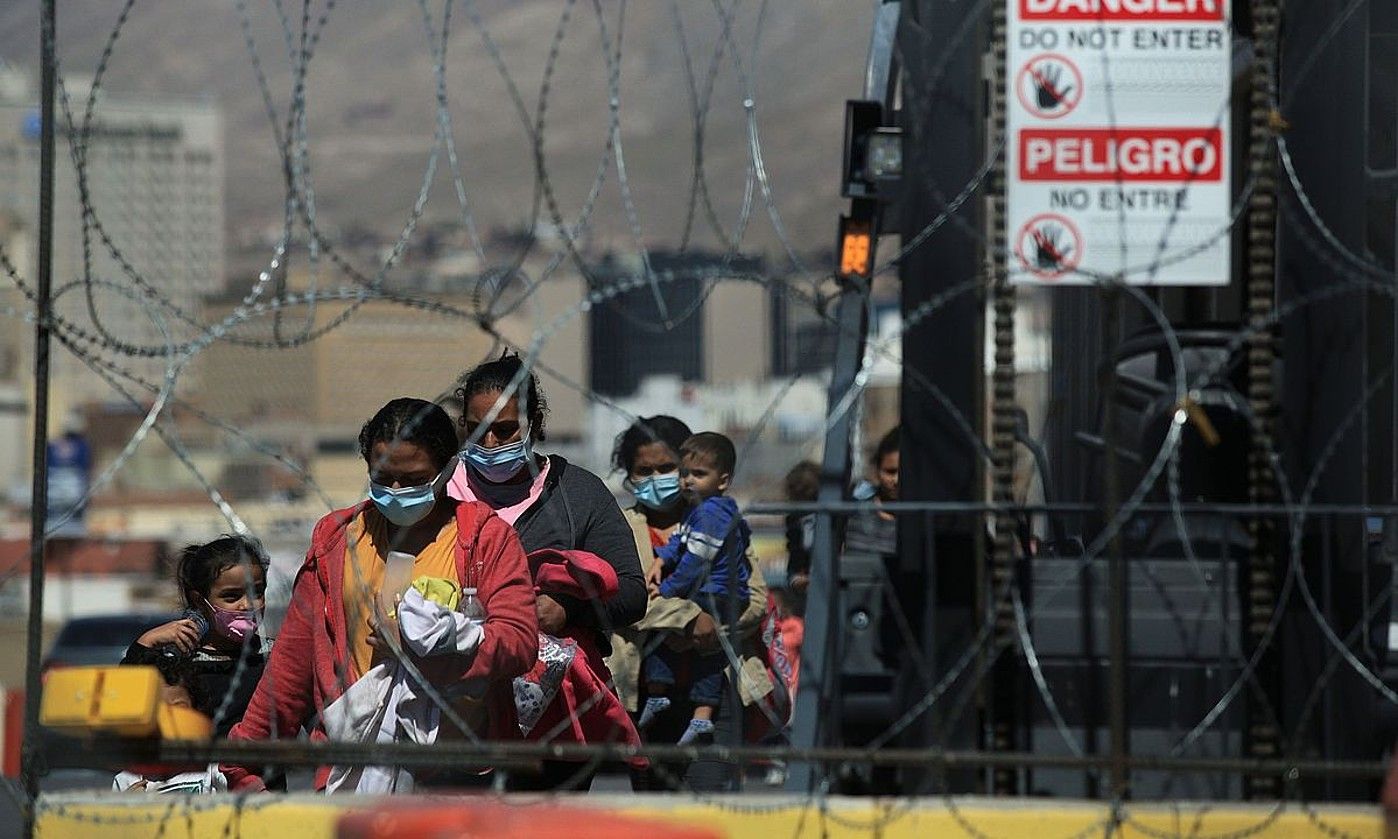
left=1006, top=0, right=1231, bottom=285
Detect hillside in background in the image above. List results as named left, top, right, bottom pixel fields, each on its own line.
left=0, top=1, right=870, bottom=261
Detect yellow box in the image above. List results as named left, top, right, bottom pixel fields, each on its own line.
left=156, top=703, right=213, bottom=741
left=40, top=666, right=161, bottom=737
left=37, top=667, right=101, bottom=730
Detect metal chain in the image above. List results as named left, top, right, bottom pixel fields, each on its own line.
left=988, top=0, right=1021, bottom=796
left=1244, top=0, right=1283, bottom=799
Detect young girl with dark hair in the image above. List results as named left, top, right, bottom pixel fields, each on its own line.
left=122, top=534, right=269, bottom=737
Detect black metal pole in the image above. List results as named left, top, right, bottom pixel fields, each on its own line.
left=21, top=0, right=57, bottom=827
left=1103, top=287, right=1129, bottom=801
left=785, top=2, right=897, bottom=793
left=1272, top=0, right=1375, bottom=802
left=786, top=274, right=871, bottom=793
left=896, top=0, right=986, bottom=795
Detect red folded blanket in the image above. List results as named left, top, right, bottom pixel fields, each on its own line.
left=528, top=548, right=619, bottom=601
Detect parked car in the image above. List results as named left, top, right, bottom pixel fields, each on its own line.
left=42, top=612, right=182, bottom=679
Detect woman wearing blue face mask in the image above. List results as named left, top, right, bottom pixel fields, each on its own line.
left=614, top=414, right=694, bottom=554
left=605, top=414, right=775, bottom=793
left=447, top=354, right=647, bottom=791
left=224, top=398, right=538, bottom=793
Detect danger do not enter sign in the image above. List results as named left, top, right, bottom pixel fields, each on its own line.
left=1019, top=0, right=1224, bottom=22
left=1006, top=0, right=1232, bottom=285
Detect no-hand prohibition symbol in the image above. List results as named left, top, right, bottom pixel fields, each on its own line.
left=1015, top=213, right=1083, bottom=279
left=1015, top=53, right=1082, bottom=120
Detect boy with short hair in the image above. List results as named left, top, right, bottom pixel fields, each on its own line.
left=641, top=432, right=752, bottom=744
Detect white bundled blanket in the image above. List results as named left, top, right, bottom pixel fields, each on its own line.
left=113, top=767, right=226, bottom=794
left=322, top=587, right=484, bottom=794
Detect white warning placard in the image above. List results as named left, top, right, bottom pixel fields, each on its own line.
left=1007, top=0, right=1232, bottom=285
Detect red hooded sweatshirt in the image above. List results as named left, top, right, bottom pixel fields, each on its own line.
left=522, top=548, right=643, bottom=764
left=224, top=499, right=539, bottom=791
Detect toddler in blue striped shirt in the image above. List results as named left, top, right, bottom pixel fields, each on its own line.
left=641, top=432, right=752, bottom=744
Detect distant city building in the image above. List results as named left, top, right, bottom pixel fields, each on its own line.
left=588, top=252, right=768, bottom=397
left=193, top=267, right=590, bottom=495
left=0, top=69, right=225, bottom=408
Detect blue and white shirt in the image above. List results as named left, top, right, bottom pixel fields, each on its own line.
left=657, top=495, right=751, bottom=601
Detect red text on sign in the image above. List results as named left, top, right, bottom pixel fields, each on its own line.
left=1019, top=0, right=1223, bottom=22
left=1019, top=128, right=1223, bottom=182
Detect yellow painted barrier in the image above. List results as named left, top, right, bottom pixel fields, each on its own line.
left=41, top=667, right=165, bottom=738
left=39, top=666, right=213, bottom=741
left=34, top=793, right=1384, bottom=839
left=616, top=799, right=1384, bottom=839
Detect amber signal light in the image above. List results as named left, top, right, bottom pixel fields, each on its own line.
left=839, top=218, right=872, bottom=277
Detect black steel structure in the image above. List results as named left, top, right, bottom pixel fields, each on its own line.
left=588, top=251, right=763, bottom=398
left=894, top=0, right=987, bottom=795
left=1274, top=0, right=1392, bottom=800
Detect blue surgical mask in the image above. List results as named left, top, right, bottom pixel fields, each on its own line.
left=463, top=438, right=530, bottom=484
left=369, top=461, right=453, bottom=527
left=631, top=473, right=682, bottom=510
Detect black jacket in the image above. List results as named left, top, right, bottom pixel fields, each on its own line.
left=513, top=455, right=647, bottom=648
left=120, top=641, right=265, bottom=738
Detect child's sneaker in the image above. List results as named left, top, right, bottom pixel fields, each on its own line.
left=677, top=717, right=715, bottom=745
left=638, top=696, right=672, bottom=729
left=762, top=760, right=787, bottom=787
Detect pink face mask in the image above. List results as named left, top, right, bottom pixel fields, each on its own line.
left=205, top=598, right=259, bottom=643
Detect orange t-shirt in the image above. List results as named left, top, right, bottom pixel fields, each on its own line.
left=342, top=508, right=459, bottom=681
